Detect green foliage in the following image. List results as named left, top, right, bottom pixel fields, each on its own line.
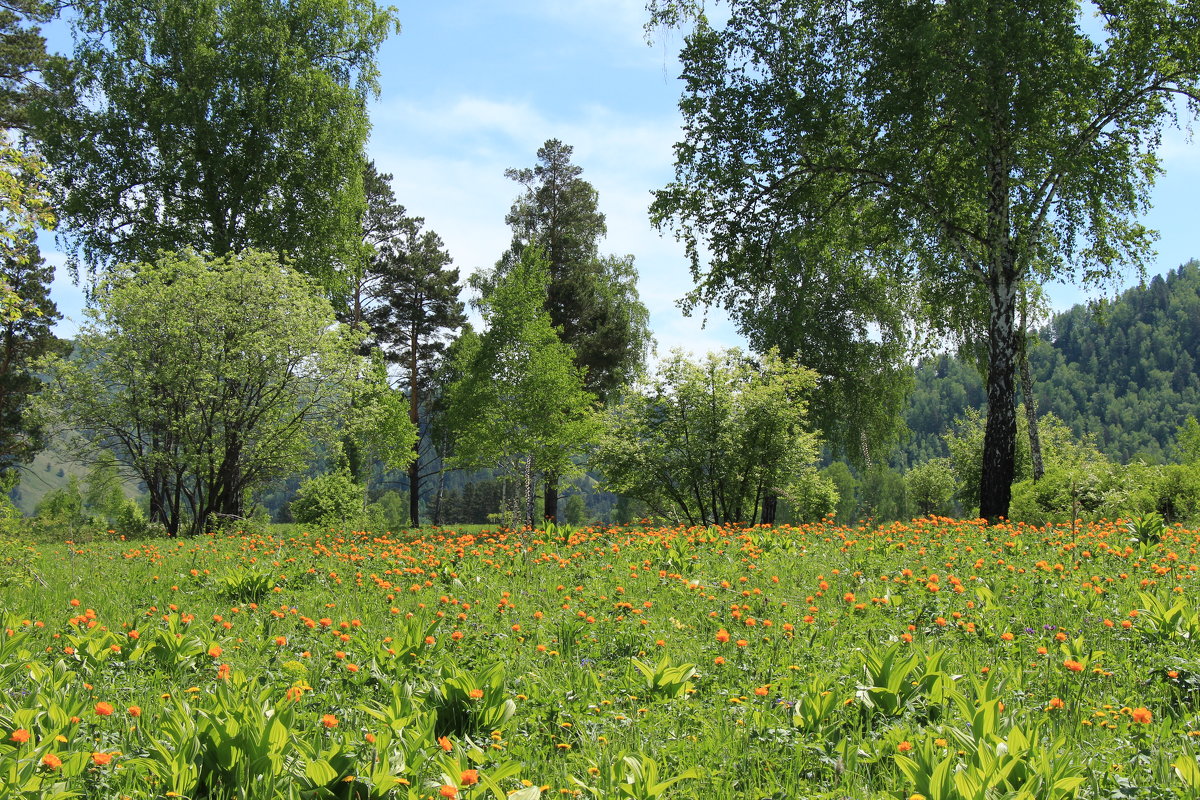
left=564, top=493, right=587, bottom=526
left=444, top=246, right=597, bottom=524
left=649, top=0, right=1200, bottom=519
left=946, top=407, right=1110, bottom=516
left=499, top=139, right=651, bottom=403
left=290, top=470, right=365, bottom=529
left=906, top=458, right=957, bottom=518
left=1179, top=416, right=1200, bottom=466
left=31, top=0, right=398, bottom=288
left=595, top=348, right=824, bottom=525
left=822, top=462, right=861, bottom=524
left=35, top=249, right=413, bottom=536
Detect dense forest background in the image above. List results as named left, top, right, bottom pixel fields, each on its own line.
left=902, top=260, right=1200, bottom=468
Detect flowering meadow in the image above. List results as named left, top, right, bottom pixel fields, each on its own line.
left=3, top=517, right=1200, bottom=800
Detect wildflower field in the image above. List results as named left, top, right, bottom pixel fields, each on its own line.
left=3, top=517, right=1200, bottom=800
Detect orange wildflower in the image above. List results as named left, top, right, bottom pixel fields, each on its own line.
left=94, top=702, right=114, bottom=716
left=9, top=729, right=30, bottom=744
left=322, top=714, right=338, bottom=728
left=1131, top=707, right=1153, bottom=724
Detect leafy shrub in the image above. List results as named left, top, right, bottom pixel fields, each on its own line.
left=289, top=469, right=364, bottom=528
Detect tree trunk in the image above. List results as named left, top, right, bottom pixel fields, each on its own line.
left=408, top=322, right=421, bottom=526
left=761, top=491, right=778, bottom=525
left=433, top=463, right=446, bottom=525
left=980, top=278, right=1019, bottom=521
left=543, top=473, right=558, bottom=522
left=524, top=456, right=535, bottom=529
left=1020, top=343, right=1044, bottom=481
left=1018, top=292, right=1044, bottom=482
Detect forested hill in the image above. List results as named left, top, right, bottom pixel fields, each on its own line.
left=900, top=260, right=1200, bottom=466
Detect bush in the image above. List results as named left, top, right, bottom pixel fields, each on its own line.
left=289, top=469, right=364, bottom=528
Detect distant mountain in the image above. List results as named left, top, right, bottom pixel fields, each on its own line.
left=898, top=260, right=1200, bottom=466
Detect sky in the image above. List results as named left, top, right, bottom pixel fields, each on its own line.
left=38, top=1, right=1200, bottom=354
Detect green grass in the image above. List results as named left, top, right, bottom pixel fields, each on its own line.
left=2, top=517, right=1199, bottom=799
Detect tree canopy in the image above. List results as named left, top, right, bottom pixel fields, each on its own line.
left=31, top=0, right=398, bottom=288
left=648, top=0, right=1200, bottom=519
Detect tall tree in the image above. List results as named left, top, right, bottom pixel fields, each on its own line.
left=0, top=124, right=58, bottom=478
left=443, top=247, right=597, bottom=529
left=30, top=0, right=398, bottom=288
left=498, top=139, right=651, bottom=520
left=648, top=0, right=1200, bottom=520
left=1, top=230, right=64, bottom=477
left=363, top=167, right=466, bottom=526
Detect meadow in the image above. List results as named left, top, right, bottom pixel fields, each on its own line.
left=2, top=516, right=1199, bottom=800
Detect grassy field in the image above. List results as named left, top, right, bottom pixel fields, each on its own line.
left=2, top=516, right=1199, bottom=799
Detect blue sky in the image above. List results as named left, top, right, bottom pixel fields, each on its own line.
left=40, top=1, right=1200, bottom=354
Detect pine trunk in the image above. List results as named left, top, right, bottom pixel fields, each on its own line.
left=408, top=322, right=421, bottom=526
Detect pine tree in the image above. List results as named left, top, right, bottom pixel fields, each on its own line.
left=361, top=166, right=466, bottom=526
left=1, top=232, right=65, bottom=478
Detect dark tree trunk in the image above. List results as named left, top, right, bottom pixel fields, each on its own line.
left=980, top=278, right=1019, bottom=521
left=543, top=474, right=558, bottom=522
left=761, top=491, right=778, bottom=525
left=408, top=322, right=421, bottom=526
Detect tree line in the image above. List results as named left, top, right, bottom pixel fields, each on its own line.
left=4, top=0, right=1200, bottom=534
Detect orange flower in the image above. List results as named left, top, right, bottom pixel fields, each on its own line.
left=713, top=656, right=725, bottom=666
left=715, top=629, right=731, bottom=643
left=127, top=705, right=141, bottom=717
left=274, top=636, right=287, bottom=646
left=736, top=639, right=749, bottom=647
left=754, top=686, right=769, bottom=696
left=438, top=786, right=458, bottom=799
left=9, top=728, right=30, bottom=744
left=94, top=702, right=114, bottom=716
left=438, top=735, right=453, bottom=752
left=897, top=741, right=912, bottom=752
left=1063, top=659, right=1084, bottom=672
left=41, top=753, right=62, bottom=769
left=1047, top=697, right=1065, bottom=710
left=1131, top=707, right=1153, bottom=724
left=217, top=663, right=231, bottom=680
left=322, top=714, right=338, bottom=728
left=460, top=769, right=480, bottom=786
left=92, top=752, right=114, bottom=766
left=468, top=688, right=484, bottom=700
left=365, top=733, right=376, bottom=744
left=207, top=644, right=222, bottom=658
